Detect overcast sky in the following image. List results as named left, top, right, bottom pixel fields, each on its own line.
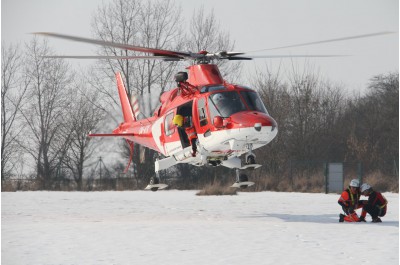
left=2, top=0, right=399, bottom=93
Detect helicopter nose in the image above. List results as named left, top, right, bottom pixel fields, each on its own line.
left=229, top=111, right=277, bottom=131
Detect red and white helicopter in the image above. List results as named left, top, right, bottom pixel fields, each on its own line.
left=35, top=31, right=393, bottom=191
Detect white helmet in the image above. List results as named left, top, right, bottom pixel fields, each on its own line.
left=212, top=93, right=224, bottom=104
left=349, top=179, right=360, bottom=188
left=361, top=183, right=371, bottom=193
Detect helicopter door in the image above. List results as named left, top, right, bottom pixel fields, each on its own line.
left=162, top=101, right=194, bottom=156
left=176, top=101, right=193, bottom=148
left=163, top=110, right=183, bottom=155
left=194, top=97, right=211, bottom=136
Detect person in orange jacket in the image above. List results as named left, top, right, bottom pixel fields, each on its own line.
left=358, top=183, right=388, bottom=223
left=173, top=114, right=197, bottom=157
left=338, top=179, right=366, bottom=222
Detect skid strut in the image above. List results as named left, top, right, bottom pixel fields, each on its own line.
left=145, top=159, right=168, bottom=191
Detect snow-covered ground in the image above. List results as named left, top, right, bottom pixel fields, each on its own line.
left=2, top=190, right=398, bottom=265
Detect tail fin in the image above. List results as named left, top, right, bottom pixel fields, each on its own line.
left=130, top=94, right=141, bottom=120
left=116, top=72, right=135, bottom=123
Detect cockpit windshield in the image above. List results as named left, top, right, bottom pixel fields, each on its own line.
left=208, top=90, right=268, bottom=119
left=209, top=91, right=246, bottom=118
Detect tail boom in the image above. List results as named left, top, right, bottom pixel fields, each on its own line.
left=88, top=72, right=165, bottom=157
left=88, top=133, right=135, bottom=137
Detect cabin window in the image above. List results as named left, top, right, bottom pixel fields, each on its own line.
left=200, top=85, right=226, bottom=93
left=197, top=98, right=208, bottom=127
left=164, top=112, right=176, bottom=136
left=240, top=91, right=268, bottom=114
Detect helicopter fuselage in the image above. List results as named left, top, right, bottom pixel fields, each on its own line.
left=110, top=64, right=277, bottom=168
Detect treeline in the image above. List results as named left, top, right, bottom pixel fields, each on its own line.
left=2, top=0, right=398, bottom=192
left=252, top=68, right=399, bottom=192
left=1, top=40, right=106, bottom=190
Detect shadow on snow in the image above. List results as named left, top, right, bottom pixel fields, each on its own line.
left=241, top=213, right=399, bottom=227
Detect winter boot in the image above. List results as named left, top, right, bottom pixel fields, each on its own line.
left=358, top=216, right=366, bottom=222
left=339, top=213, right=345, bottom=222
left=372, top=217, right=382, bottom=223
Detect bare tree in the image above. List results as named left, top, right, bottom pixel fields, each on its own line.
left=1, top=42, right=29, bottom=183
left=21, top=38, right=74, bottom=189
left=343, top=72, right=399, bottom=172
left=250, top=65, right=290, bottom=173
left=292, top=70, right=346, bottom=161
left=251, top=62, right=347, bottom=176
left=137, top=0, right=184, bottom=101
left=91, top=0, right=183, bottom=116
left=62, top=79, right=106, bottom=190
left=185, top=6, right=241, bottom=82
left=90, top=0, right=140, bottom=107
left=367, top=72, right=399, bottom=168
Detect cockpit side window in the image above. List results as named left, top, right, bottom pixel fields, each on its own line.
left=240, top=91, right=268, bottom=114
left=164, top=112, right=176, bottom=136
left=197, top=98, right=208, bottom=127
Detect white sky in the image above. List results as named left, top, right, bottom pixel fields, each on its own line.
left=1, top=0, right=399, bottom=93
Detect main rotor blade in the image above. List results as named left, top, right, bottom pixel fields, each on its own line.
left=225, top=54, right=349, bottom=60
left=245, top=54, right=349, bottom=58
left=248, top=31, right=395, bottom=53
left=41, top=55, right=180, bottom=60
left=33, top=32, right=190, bottom=58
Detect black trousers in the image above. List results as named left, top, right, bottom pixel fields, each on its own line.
left=190, top=138, right=197, bottom=153
left=363, top=204, right=386, bottom=218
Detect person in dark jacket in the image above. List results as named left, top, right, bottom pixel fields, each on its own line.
left=358, top=183, right=388, bottom=223
left=338, top=179, right=366, bottom=222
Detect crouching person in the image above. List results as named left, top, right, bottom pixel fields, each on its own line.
left=338, top=179, right=366, bottom=222
left=358, top=183, right=388, bottom=223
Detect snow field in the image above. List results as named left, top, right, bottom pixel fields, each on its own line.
left=2, top=191, right=398, bottom=265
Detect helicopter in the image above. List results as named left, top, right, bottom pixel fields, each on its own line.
left=34, top=31, right=393, bottom=191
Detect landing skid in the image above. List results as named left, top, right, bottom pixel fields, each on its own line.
left=145, top=183, right=168, bottom=192
left=230, top=168, right=255, bottom=189
left=231, top=181, right=255, bottom=189
left=241, top=164, right=262, bottom=170
left=145, top=173, right=168, bottom=192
